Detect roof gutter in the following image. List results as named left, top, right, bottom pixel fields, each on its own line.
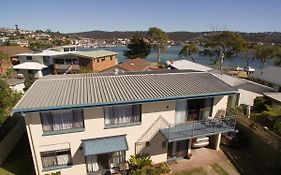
left=14, top=91, right=237, bottom=114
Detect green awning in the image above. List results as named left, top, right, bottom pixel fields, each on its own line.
left=83, top=136, right=128, bottom=156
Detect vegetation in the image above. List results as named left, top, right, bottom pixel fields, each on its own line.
left=23, top=74, right=35, bottom=92
left=203, top=31, right=247, bottom=70
left=0, top=79, right=21, bottom=124
left=124, top=32, right=151, bottom=59
left=179, top=44, right=199, bottom=62
left=0, top=51, right=9, bottom=68
left=252, top=96, right=281, bottom=136
left=45, top=172, right=61, bottom=175
left=172, top=167, right=207, bottom=175
left=127, top=154, right=170, bottom=175
left=254, top=45, right=280, bottom=69
left=210, top=163, right=229, bottom=175
left=148, top=27, right=169, bottom=64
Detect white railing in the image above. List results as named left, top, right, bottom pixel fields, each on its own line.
left=135, top=116, right=170, bottom=154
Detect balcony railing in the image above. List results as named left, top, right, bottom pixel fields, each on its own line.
left=54, top=64, right=80, bottom=70
left=161, top=116, right=236, bottom=142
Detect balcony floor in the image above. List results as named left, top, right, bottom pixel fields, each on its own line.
left=161, top=118, right=235, bottom=142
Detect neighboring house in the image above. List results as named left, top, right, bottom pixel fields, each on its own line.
left=14, top=49, right=64, bottom=77
left=0, top=46, right=31, bottom=75
left=263, top=92, right=281, bottom=107
left=167, top=59, right=213, bottom=72
left=103, top=58, right=152, bottom=72
left=51, top=45, right=81, bottom=52
left=170, top=60, right=275, bottom=107
left=53, top=50, right=117, bottom=74
left=5, top=78, right=25, bottom=93
left=14, top=70, right=237, bottom=175
left=212, top=73, right=275, bottom=107
left=251, top=66, right=281, bottom=92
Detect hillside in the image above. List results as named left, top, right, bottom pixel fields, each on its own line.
left=70, top=30, right=281, bottom=44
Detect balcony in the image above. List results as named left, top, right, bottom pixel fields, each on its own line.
left=54, top=64, right=80, bottom=70
left=161, top=116, right=236, bottom=142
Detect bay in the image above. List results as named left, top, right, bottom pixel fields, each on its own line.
left=81, top=46, right=274, bottom=70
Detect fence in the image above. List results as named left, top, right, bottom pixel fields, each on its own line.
left=231, top=108, right=281, bottom=173
left=0, top=117, right=25, bottom=165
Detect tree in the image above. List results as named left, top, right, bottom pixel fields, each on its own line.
left=203, top=31, right=247, bottom=70
left=0, top=51, right=9, bottom=68
left=123, top=32, right=151, bottom=59
left=254, top=45, right=279, bottom=69
left=148, top=27, right=169, bottom=64
left=23, top=74, right=35, bottom=91
left=0, top=79, right=22, bottom=124
left=179, top=44, right=199, bottom=62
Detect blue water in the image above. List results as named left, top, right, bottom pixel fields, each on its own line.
left=81, top=46, right=274, bottom=70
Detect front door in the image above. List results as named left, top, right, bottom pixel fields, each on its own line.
left=175, top=100, right=187, bottom=124
left=167, top=140, right=188, bottom=159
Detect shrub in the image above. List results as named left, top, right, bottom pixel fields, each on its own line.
left=128, top=154, right=152, bottom=172
left=253, top=96, right=271, bottom=113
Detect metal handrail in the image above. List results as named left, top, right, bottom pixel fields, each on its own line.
left=164, top=115, right=236, bottom=141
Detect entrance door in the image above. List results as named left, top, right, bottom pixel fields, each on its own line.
left=175, top=100, right=187, bottom=124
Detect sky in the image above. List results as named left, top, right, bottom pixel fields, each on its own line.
left=1, top=0, right=281, bottom=33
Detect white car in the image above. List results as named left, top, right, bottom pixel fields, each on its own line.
left=244, top=66, right=255, bottom=72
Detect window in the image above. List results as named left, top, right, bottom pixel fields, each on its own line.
left=70, top=47, right=75, bottom=51
left=54, top=58, right=65, bottom=64
left=41, top=149, right=72, bottom=169
left=110, top=56, right=113, bottom=61
left=104, top=104, right=141, bottom=126
left=110, top=151, right=126, bottom=165
left=97, top=59, right=100, bottom=63
left=43, top=56, right=49, bottom=65
left=26, top=56, right=32, bottom=60
left=187, top=98, right=213, bottom=120
left=63, top=48, right=70, bottom=52
left=40, top=109, right=84, bottom=132
left=101, top=58, right=105, bottom=62
left=65, top=59, right=73, bottom=65
left=72, top=59, right=78, bottom=65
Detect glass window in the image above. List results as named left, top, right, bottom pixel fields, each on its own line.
left=101, top=58, right=105, bottom=61
left=54, top=58, right=65, bottom=64
left=72, top=59, right=78, bottom=65
left=104, top=104, right=141, bottom=126
left=64, top=48, right=70, bottom=52
left=187, top=98, right=213, bottom=120
left=41, top=149, right=72, bottom=168
left=26, top=56, right=32, bottom=60
left=97, top=59, right=100, bottom=63
left=110, top=151, right=126, bottom=166
left=65, top=59, right=73, bottom=65
left=40, top=109, right=84, bottom=132
left=70, top=47, right=75, bottom=51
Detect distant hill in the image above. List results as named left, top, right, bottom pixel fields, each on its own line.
left=70, top=30, right=281, bottom=44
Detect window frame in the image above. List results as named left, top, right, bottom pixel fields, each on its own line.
left=26, top=56, right=32, bottom=60
left=40, top=109, right=85, bottom=134
left=104, top=104, right=141, bottom=127
left=40, top=148, right=72, bottom=170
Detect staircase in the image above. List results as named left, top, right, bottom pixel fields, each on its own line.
left=135, top=116, right=170, bottom=154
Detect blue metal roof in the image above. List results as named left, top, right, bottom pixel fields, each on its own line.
left=83, top=135, right=128, bottom=156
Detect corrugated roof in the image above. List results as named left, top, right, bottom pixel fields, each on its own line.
left=13, top=70, right=236, bottom=113
left=83, top=136, right=128, bottom=156
left=73, top=50, right=117, bottom=59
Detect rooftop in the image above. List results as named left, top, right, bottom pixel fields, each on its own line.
left=14, top=70, right=236, bottom=113
left=72, top=50, right=117, bottom=59
left=263, top=92, right=281, bottom=103
left=169, top=60, right=213, bottom=72
left=13, top=62, right=47, bottom=70
left=251, top=66, right=281, bottom=86
left=117, top=58, right=151, bottom=71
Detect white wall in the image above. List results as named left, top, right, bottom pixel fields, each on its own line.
left=10, top=83, right=25, bottom=93
left=25, top=100, right=176, bottom=175
left=238, top=89, right=262, bottom=106
left=25, top=96, right=229, bottom=175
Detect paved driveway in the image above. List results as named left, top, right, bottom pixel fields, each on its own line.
left=168, top=147, right=239, bottom=175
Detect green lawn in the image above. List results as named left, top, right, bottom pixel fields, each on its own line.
left=0, top=135, right=35, bottom=175
left=211, top=163, right=229, bottom=175
left=172, top=167, right=207, bottom=175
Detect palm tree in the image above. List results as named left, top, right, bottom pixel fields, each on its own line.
left=179, top=44, right=199, bottom=63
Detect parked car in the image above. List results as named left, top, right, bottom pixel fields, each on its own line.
left=221, top=130, right=246, bottom=148
left=244, top=66, right=255, bottom=72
